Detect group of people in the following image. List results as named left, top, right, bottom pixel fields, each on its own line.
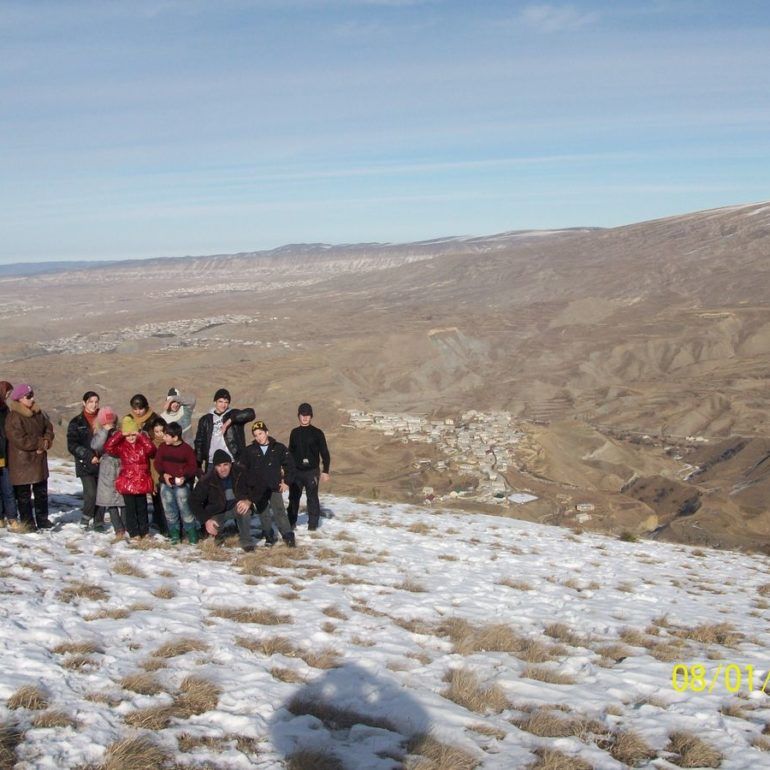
left=0, top=383, right=331, bottom=552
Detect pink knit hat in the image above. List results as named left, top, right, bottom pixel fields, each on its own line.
left=10, top=383, right=33, bottom=401
left=97, top=406, right=117, bottom=426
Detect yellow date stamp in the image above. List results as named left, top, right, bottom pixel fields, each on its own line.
left=671, top=663, right=770, bottom=694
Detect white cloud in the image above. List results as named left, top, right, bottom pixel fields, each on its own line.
left=520, top=3, right=600, bottom=33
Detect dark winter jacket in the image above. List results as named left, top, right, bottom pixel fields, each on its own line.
left=194, top=407, right=255, bottom=468
left=104, top=431, right=156, bottom=495
left=67, top=412, right=99, bottom=478
left=5, top=400, right=54, bottom=485
left=244, top=437, right=295, bottom=502
left=190, top=462, right=262, bottom=524
left=288, top=424, right=330, bottom=473
left=0, top=404, right=8, bottom=466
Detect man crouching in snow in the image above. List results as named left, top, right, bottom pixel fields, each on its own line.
left=190, top=449, right=264, bottom=552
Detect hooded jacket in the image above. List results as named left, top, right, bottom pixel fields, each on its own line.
left=103, top=430, right=156, bottom=495
left=5, top=400, right=54, bottom=486
left=91, top=427, right=125, bottom=508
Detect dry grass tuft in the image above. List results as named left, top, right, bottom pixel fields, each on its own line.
left=439, top=619, right=558, bottom=662
left=236, top=635, right=300, bottom=657
left=516, top=708, right=604, bottom=739
left=619, top=627, right=649, bottom=646
left=753, top=736, right=770, bottom=751
left=112, top=559, right=146, bottom=578
left=544, top=623, right=586, bottom=647
left=0, top=722, right=24, bottom=769
left=468, top=723, right=506, bottom=740
left=527, top=748, right=592, bottom=770
left=286, top=750, right=344, bottom=770
left=287, top=695, right=397, bottom=732
left=720, top=701, right=747, bottom=719
left=100, top=735, right=170, bottom=770
left=271, top=666, right=306, bottom=683
left=406, top=733, right=479, bottom=770
left=151, top=637, right=209, bottom=659
left=498, top=577, right=532, bottom=591
left=442, top=668, right=508, bottom=714
left=52, top=640, right=102, bottom=656
left=197, top=537, right=235, bottom=562
left=175, top=675, right=221, bottom=716
left=123, top=704, right=177, bottom=730
left=605, top=729, right=656, bottom=765
left=666, top=730, right=722, bottom=767
left=677, top=622, right=742, bottom=647
left=127, top=536, right=171, bottom=551
left=84, top=691, right=123, bottom=707
left=299, top=647, right=341, bottom=669
left=119, top=672, right=164, bottom=696
left=322, top=605, right=348, bottom=620
left=594, top=643, right=631, bottom=663
left=151, top=585, right=176, bottom=599
left=338, top=553, right=369, bottom=566
left=256, top=547, right=309, bottom=568
left=7, top=685, right=48, bottom=711
left=61, top=654, right=98, bottom=671
left=31, top=709, right=76, bottom=729
left=397, top=577, right=428, bottom=593
left=139, top=657, right=167, bottom=672
left=176, top=732, right=261, bottom=755
left=123, top=676, right=219, bottom=729
left=392, top=617, right=433, bottom=635
left=210, top=607, right=291, bottom=625
left=407, top=522, right=433, bottom=534
left=352, top=600, right=388, bottom=618
left=521, top=665, right=576, bottom=685
left=648, top=640, right=686, bottom=662
left=57, top=582, right=108, bottom=603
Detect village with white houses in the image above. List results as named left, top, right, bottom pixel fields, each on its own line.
left=345, top=408, right=542, bottom=507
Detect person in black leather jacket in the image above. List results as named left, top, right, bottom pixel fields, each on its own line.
left=66, top=390, right=104, bottom=530
left=194, top=388, right=255, bottom=471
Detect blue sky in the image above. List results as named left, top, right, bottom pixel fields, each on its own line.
left=1, top=0, right=769, bottom=263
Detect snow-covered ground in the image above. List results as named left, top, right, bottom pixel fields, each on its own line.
left=1, top=460, right=770, bottom=769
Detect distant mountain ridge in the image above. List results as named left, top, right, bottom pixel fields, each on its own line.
left=0, top=227, right=600, bottom=279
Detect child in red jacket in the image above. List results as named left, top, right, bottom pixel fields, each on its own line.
left=104, top=416, right=156, bottom=539
left=153, top=422, right=198, bottom=544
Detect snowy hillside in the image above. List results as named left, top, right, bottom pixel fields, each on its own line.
left=1, top=461, right=769, bottom=769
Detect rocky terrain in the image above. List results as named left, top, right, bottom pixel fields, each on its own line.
left=1, top=201, right=768, bottom=550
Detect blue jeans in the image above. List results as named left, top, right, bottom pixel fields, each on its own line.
left=0, top=467, right=17, bottom=520
left=160, top=483, right=195, bottom=529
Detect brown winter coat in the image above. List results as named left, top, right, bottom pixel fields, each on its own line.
left=5, top=400, right=54, bottom=485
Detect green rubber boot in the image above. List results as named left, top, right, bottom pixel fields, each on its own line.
left=184, top=524, right=199, bottom=545
left=168, top=526, right=181, bottom=544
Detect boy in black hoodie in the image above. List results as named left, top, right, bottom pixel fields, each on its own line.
left=286, top=403, right=330, bottom=531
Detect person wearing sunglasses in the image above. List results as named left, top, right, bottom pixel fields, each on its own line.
left=5, top=383, right=55, bottom=530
